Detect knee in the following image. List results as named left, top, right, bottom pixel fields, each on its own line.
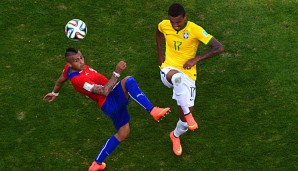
left=121, top=76, right=132, bottom=89
left=122, top=76, right=133, bottom=85
left=116, top=133, right=130, bottom=142
left=172, top=73, right=185, bottom=96
left=119, top=131, right=130, bottom=140
left=171, top=73, right=183, bottom=87
left=116, top=126, right=130, bottom=142
left=124, top=76, right=136, bottom=89
left=123, top=76, right=132, bottom=81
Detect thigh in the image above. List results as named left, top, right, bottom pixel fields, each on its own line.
left=101, top=82, right=131, bottom=131
left=183, top=76, right=196, bottom=106
left=111, top=108, right=130, bottom=132
left=172, top=74, right=196, bottom=107
left=101, top=82, right=129, bottom=116
left=160, top=67, right=179, bottom=88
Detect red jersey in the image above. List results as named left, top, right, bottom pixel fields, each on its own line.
left=62, top=64, right=109, bottom=107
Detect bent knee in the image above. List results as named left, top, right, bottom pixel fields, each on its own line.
left=116, top=132, right=130, bottom=142
left=122, top=76, right=132, bottom=84
left=123, top=76, right=132, bottom=80
left=171, top=73, right=184, bottom=87
left=116, top=124, right=130, bottom=142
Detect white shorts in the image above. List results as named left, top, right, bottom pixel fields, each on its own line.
left=160, top=67, right=196, bottom=107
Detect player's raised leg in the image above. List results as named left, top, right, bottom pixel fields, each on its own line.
left=122, top=76, right=170, bottom=121
left=172, top=73, right=197, bottom=130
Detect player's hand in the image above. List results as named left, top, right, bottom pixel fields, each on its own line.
left=115, top=61, right=126, bottom=74
left=43, top=93, right=57, bottom=102
left=183, top=58, right=198, bottom=70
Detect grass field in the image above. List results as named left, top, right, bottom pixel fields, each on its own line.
left=1, top=0, right=297, bottom=170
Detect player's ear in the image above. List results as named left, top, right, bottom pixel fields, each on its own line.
left=78, top=51, right=84, bottom=58
left=67, top=62, right=72, bottom=67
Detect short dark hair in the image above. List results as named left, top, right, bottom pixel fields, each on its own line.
left=65, top=47, right=78, bottom=57
left=168, top=3, right=185, bottom=17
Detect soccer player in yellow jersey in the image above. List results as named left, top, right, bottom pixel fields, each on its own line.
left=156, top=3, right=224, bottom=156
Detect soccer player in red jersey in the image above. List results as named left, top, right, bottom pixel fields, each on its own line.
left=43, top=48, right=170, bottom=170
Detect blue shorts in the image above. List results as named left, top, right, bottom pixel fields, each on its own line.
left=101, top=82, right=130, bottom=131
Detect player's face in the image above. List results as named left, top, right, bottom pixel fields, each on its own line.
left=68, top=52, right=85, bottom=71
left=169, top=15, right=187, bottom=31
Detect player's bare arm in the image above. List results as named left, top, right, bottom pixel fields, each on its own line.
left=91, top=76, right=119, bottom=96
left=156, top=28, right=165, bottom=65
left=53, top=74, right=68, bottom=92
left=91, top=61, right=126, bottom=96
left=183, top=38, right=224, bottom=69
left=43, top=74, right=67, bottom=102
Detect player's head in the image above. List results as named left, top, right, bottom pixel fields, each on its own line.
left=168, top=3, right=185, bottom=17
left=168, top=3, right=187, bottom=31
left=65, top=48, right=85, bottom=71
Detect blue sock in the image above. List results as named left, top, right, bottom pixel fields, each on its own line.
left=95, top=135, right=120, bottom=164
left=125, top=77, right=154, bottom=113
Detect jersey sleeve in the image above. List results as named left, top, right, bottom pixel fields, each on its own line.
left=193, top=24, right=213, bottom=45
left=157, top=20, right=166, bottom=33
left=62, top=64, right=69, bottom=78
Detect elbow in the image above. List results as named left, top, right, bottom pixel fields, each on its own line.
left=102, top=88, right=110, bottom=96
left=102, top=92, right=109, bottom=96
left=212, top=45, right=224, bottom=56
left=91, top=85, right=109, bottom=96
left=217, top=44, right=225, bottom=53
left=219, top=45, right=225, bottom=53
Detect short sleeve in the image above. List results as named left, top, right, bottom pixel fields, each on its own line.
left=158, top=20, right=165, bottom=33
left=192, top=24, right=213, bottom=45
left=62, top=64, right=69, bottom=78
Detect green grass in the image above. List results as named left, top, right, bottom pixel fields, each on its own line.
left=1, top=0, right=297, bottom=170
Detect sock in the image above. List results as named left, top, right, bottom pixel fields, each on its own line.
left=174, top=119, right=188, bottom=137
left=125, top=77, right=154, bottom=113
left=95, top=135, right=120, bottom=164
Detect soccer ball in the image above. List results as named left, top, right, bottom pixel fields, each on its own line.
left=65, top=19, right=87, bottom=41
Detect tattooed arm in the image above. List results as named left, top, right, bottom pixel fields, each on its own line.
left=91, top=73, right=119, bottom=96
left=91, top=61, right=126, bottom=96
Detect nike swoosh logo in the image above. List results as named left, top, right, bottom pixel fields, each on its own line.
left=189, top=125, right=197, bottom=129
left=158, top=108, right=168, bottom=116
left=177, top=146, right=182, bottom=154
left=165, top=33, right=175, bottom=36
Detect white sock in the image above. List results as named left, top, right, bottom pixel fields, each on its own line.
left=173, top=119, right=188, bottom=137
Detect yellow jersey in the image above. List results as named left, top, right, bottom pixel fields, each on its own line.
left=158, top=20, right=213, bottom=80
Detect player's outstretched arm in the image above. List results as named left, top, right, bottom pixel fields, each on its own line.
left=43, top=74, right=67, bottom=102
left=91, top=61, right=126, bottom=96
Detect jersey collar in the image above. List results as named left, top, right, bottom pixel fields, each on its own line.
left=66, top=66, right=80, bottom=79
